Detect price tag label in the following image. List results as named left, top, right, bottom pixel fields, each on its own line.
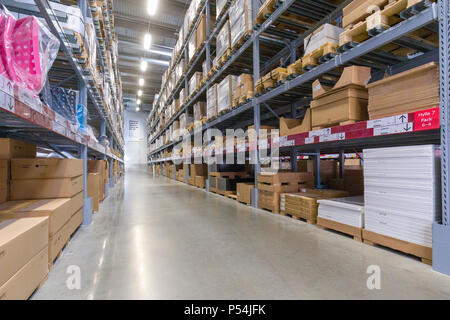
left=414, top=108, right=439, bottom=131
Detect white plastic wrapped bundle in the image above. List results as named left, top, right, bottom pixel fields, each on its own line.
left=180, top=88, right=186, bottom=106
left=304, top=23, right=342, bottom=56
left=207, top=84, right=217, bottom=119
left=188, top=31, right=196, bottom=63
left=217, top=75, right=236, bottom=113
left=176, top=58, right=185, bottom=83
left=215, top=20, right=230, bottom=60
left=229, top=0, right=252, bottom=48
left=216, top=0, right=227, bottom=18
left=189, top=72, right=202, bottom=97
left=194, top=102, right=206, bottom=121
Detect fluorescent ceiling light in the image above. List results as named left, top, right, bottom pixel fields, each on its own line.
left=147, top=0, right=158, bottom=16
left=136, top=107, right=140, bottom=112
left=136, top=98, right=141, bottom=104
left=139, top=78, right=144, bottom=86
left=140, top=60, right=147, bottom=71
left=137, top=90, right=143, bottom=97
left=143, top=33, right=152, bottom=50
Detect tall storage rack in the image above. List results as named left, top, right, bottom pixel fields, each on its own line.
left=147, top=0, right=450, bottom=275
left=0, top=0, right=124, bottom=226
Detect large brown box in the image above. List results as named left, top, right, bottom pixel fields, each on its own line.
left=367, top=62, right=439, bottom=119
left=306, top=159, right=339, bottom=185
left=49, top=207, right=82, bottom=263
left=236, top=182, right=253, bottom=205
left=258, top=190, right=280, bottom=213
left=88, top=173, right=100, bottom=212
left=0, top=246, right=48, bottom=300
left=311, top=66, right=371, bottom=128
left=0, top=217, right=48, bottom=288
left=0, top=192, right=83, bottom=237
left=0, top=138, right=36, bottom=160
left=10, top=175, right=84, bottom=200
left=11, top=158, right=83, bottom=180
left=190, top=164, right=207, bottom=177
left=88, top=160, right=107, bottom=200
left=194, top=176, right=206, bottom=188
left=342, top=0, right=389, bottom=28
left=280, top=109, right=311, bottom=137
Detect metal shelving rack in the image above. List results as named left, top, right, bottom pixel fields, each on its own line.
left=147, top=0, right=450, bottom=274
left=0, top=0, right=125, bottom=226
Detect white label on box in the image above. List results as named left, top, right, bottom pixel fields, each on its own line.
left=281, top=139, right=294, bottom=147
left=0, top=91, right=14, bottom=112
left=0, top=74, right=14, bottom=96
left=367, top=114, right=408, bottom=128
left=319, top=132, right=345, bottom=142
left=373, top=122, right=413, bottom=136
left=309, top=128, right=332, bottom=137
left=305, top=137, right=315, bottom=144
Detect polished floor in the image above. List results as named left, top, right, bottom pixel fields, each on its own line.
left=33, top=165, right=450, bottom=299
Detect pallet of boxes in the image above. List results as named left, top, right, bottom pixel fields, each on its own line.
left=87, top=160, right=109, bottom=213
left=0, top=138, right=83, bottom=299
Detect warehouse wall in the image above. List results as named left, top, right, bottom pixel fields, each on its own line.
left=124, top=110, right=149, bottom=165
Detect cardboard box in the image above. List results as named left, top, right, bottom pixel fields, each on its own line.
left=0, top=246, right=48, bottom=300
left=307, top=160, right=339, bottom=185
left=194, top=176, right=206, bottom=188
left=88, top=173, right=100, bottom=212
left=11, top=158, right=83, bottom=180
left=0, top=217, right=49, bottom=287
left=0, top=138, right=36, bottom=160
left=0, top=160, right=9, bottom=204
left=88, top=160, right=107, bottom=200
left=237, top=182, right=253, bottom=204
left=0, top=192, right=83, bottom=237
left=10, top=176, right=84, bottom=200
left=190, top=164, right=207, bottom=177
left=280, top=109, right=312, bottom=137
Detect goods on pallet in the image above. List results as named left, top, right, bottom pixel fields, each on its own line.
left=217, top=177, right=253, bottom=195
left=194, top=102, right=207, bottom=124
left=363, top=145, right=440, bottom=262
left=236, top=182, right=253, bottom=205
left=217, top=75, right=237, bottom=114
left=88, top=173, right=100, bottom=212
left=188, top=30, right=196, bottom=63
left=328, top=164, right=364, bottom=196
left=180, top=113, right=193, bottom=133
left=176, top=59, right=185, bottom=83
left=302, top=23, right=342, bottom=70
left=0, top=8, right=59, bottom=94
left=256, top=67, right=288, bottom=93
left=87, top=160, right=108, bottom=201
left=10, top=159, right=83, bottom=200
left=298, top=159, right=339, bottom=186
left=367, top=62, right=439, bottom=119
left=318, top=196, right=365, bottom=228
left=258, top=172, right=314, bottom=213
left=190, top=164, right=207, bottom=177
left=229, top=0, right=253, bottom=49
left=194, top=176, right=206, bottom=188
left=233, top=73, right=253, bottom=106
left=0, top=138, right=36, bottom=159
left=279, top=109, right=311, bottom=137
left=189, top=72, right=203, bottom=97
left=215, top=20, right=231, bottom=65
left=311, top=66, right=371, bottom=128
left=196, top=13, right=215, bottom=51
left=0, top=217, right=48, bottom=300
left=281, top=189, right=349, bottom=223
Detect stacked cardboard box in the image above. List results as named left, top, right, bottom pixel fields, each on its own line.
left=215, top=20, right=231, bottom=64
left=279, top=109, right=312, bottom=137
left=311, top=66, right=371, bottom=128
left=258, top=172, right=314, bottom=213
left=196, top=14, right=215, bottom=51
left=88, top=160, right=108, bottom=201
left=280, top=189, right=349, bottom=223
left=0, top=161, right=9, bottom=204
left=0, top=217, right=49, bottom=300
left=367, top=62, right=439, bottom=119
left=0, top=192, right=83, bottom=265
left=189, top=72, right=203, bottom=97
left=236, top=182, right=253, bottom=205
left=233, top=74, right=253, bottom=105
left=217, top=75, right=237, bottom=114
left=194, top=102, right=207, bottom=124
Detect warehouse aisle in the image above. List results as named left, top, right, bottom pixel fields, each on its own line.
left=33, top=166, right=450, bottom=300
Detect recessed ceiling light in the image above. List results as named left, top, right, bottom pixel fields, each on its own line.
left=139, top=78, right=144, bottom=86
left=136, top=98, right=141, bottom=104
left=137, top=90, right=143, bottom=97
left=136, top=107, right=140, bottom=112
left=140, top=60, right=147, bottom=71
left=143, top=33, right=152, bottom=50
left=147, top=0, right=158, bottom=16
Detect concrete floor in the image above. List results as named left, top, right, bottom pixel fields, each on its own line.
left=33, top=165, right=450, bottom=300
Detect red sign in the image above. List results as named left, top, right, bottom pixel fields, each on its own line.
left=414, top=107, right=440, bottom=131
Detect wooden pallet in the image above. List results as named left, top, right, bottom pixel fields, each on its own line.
left=258, top=205, right=278, bottom=214
left=339, top=0, right=437, bottom=53
left=238, top=200, right=251, bottom=206
left=317, top=217, right=363, bottom=241
left=216, top=48, right=232, bottom=67
left=280, top=211, right=316, bottom=224
left=286, top=59, right=304, bottom=80
left=362, top=229, right=432, bottom=265
left=302, top=42, right=339, bottom=71
left=231, top=31, right=252, bottom=52
left=255, top=0, right=277, bottom=26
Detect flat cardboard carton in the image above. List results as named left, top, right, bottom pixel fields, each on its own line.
left=0, top=160, right=9, bottom=189
left=0, top=246, right=48, bottom=300
left=0, top=192, right=83, bottom=237
left=0, top=138, right=36, bottom=160
left=280, top=109, right=311, bottom=137
left=0, top=217, right=48, bottom=287
left=10, top=175, right=84, bottom=200
left=236, top=182, right=253, bottom=204
left=11, top=158, right=83, bottom=179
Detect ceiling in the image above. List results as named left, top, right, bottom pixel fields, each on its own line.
left=114, top=0, right=190, bottom=112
